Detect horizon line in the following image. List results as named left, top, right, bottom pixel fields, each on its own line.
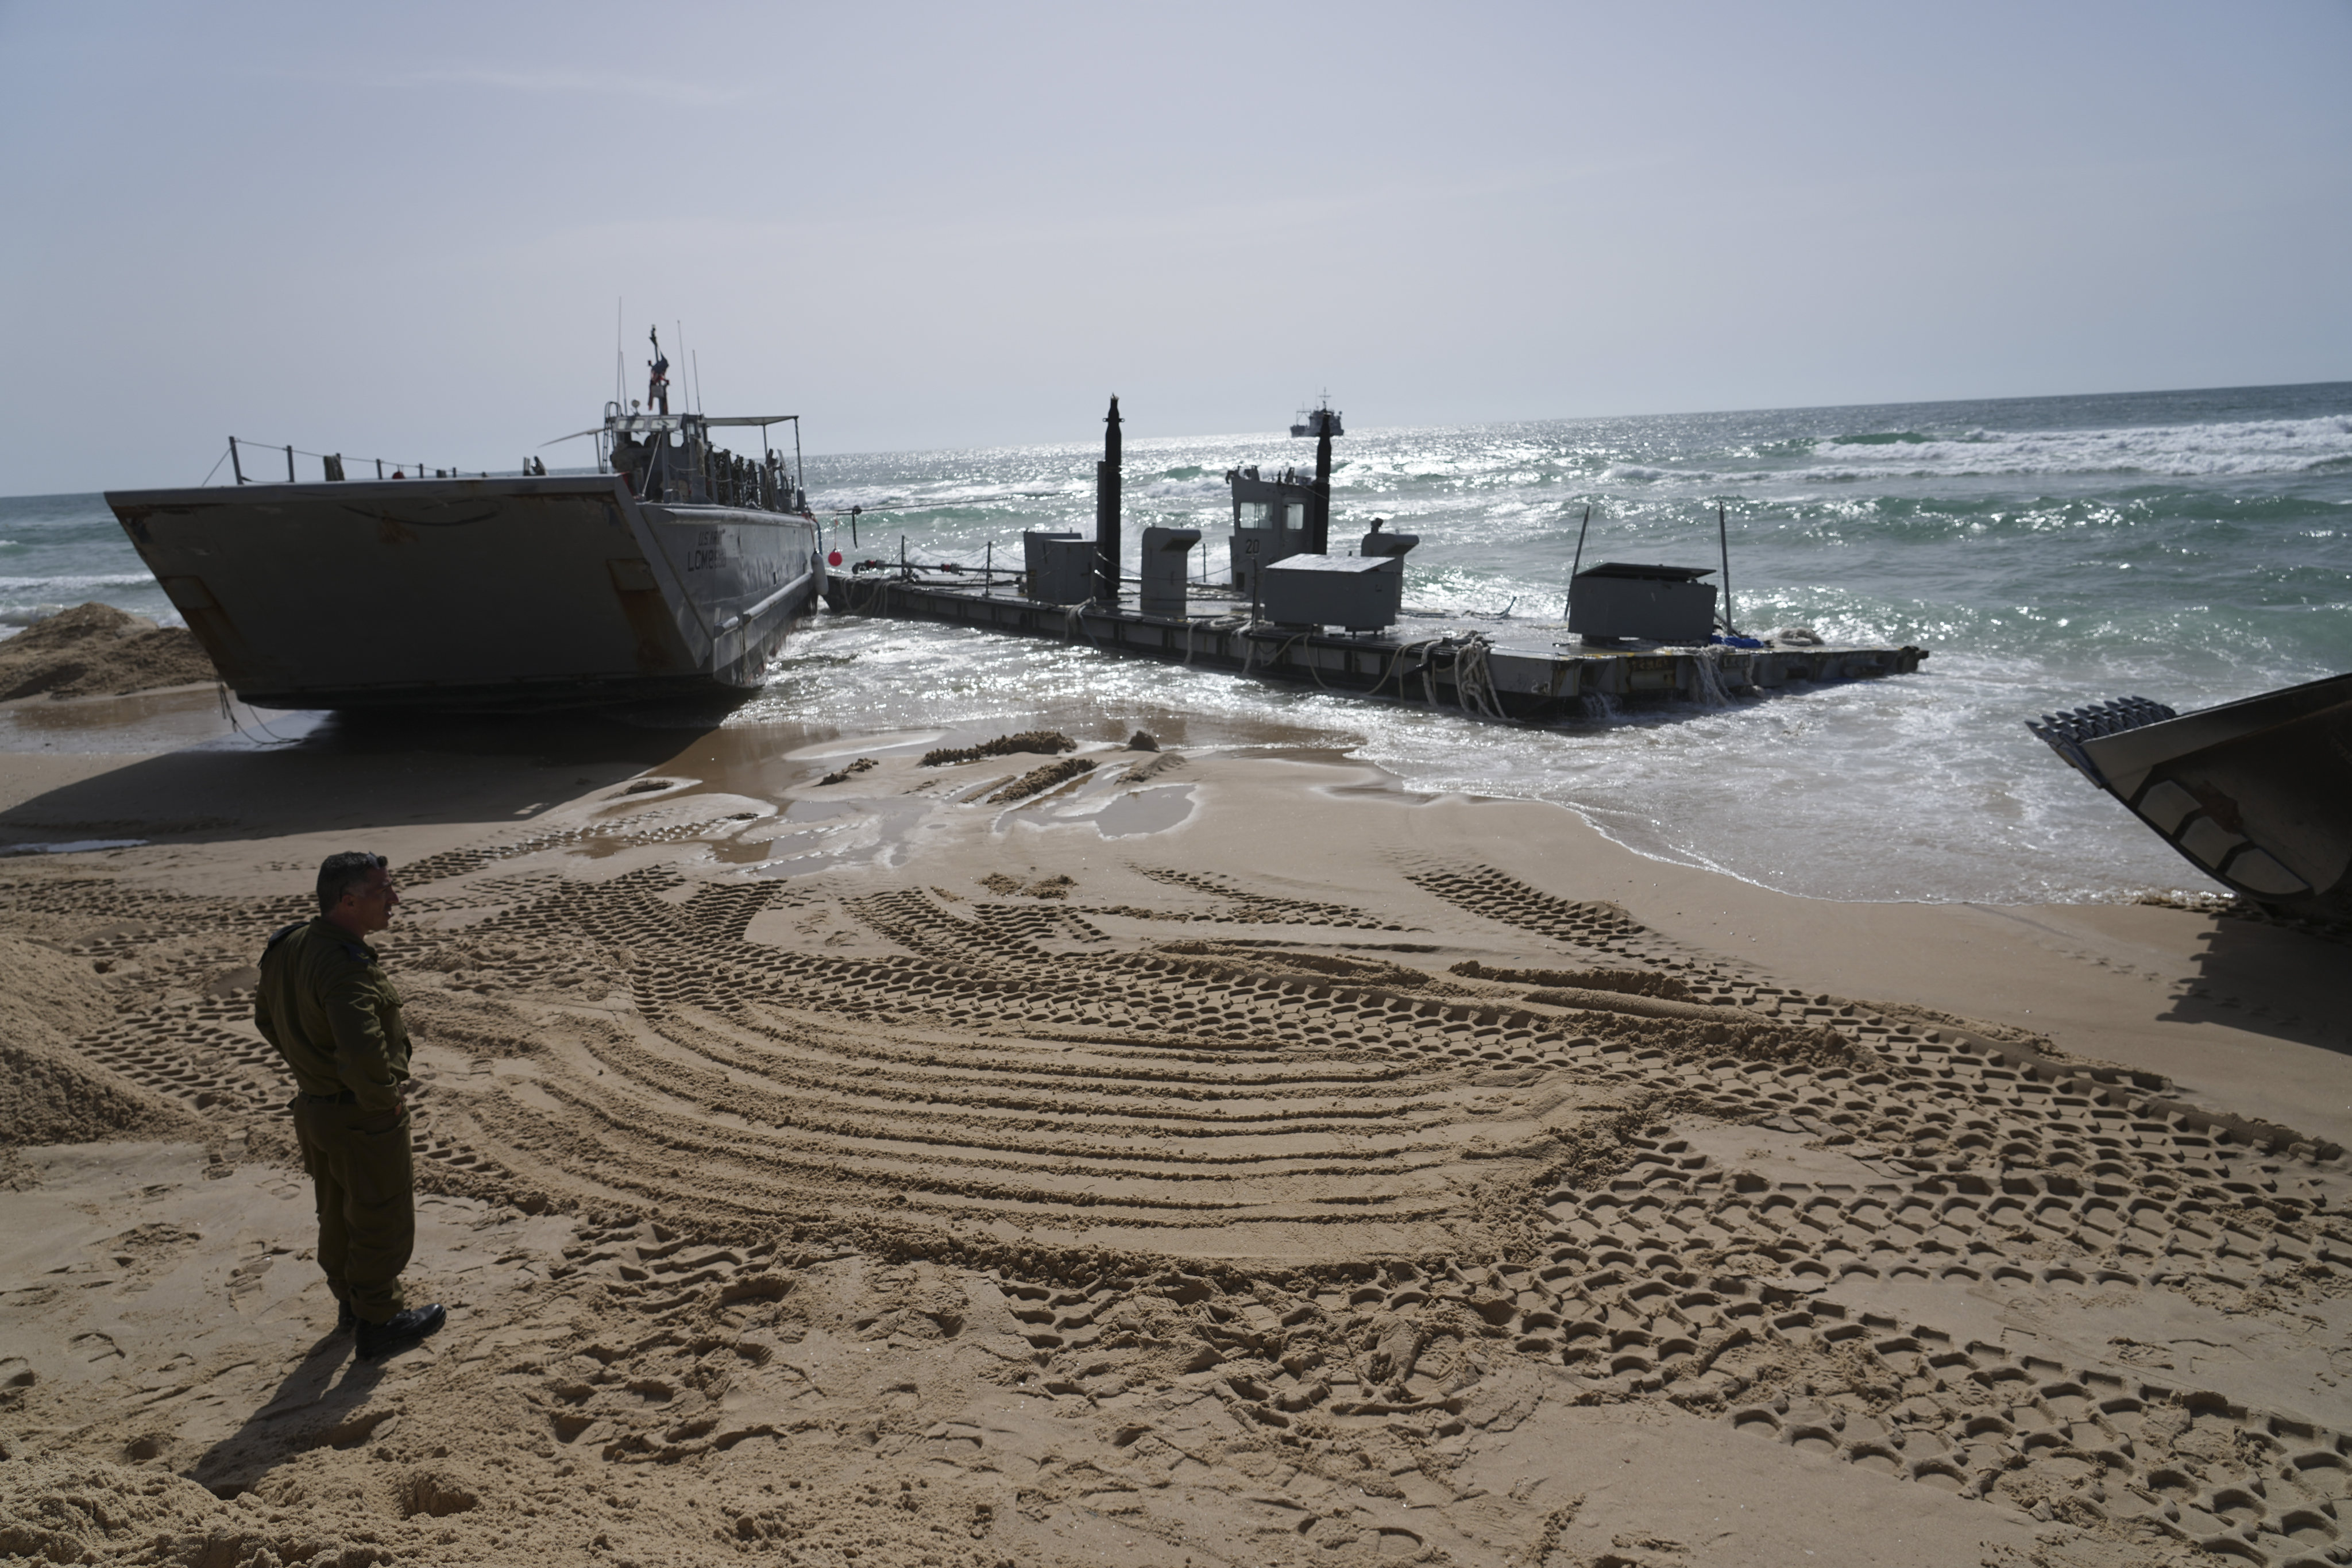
left=4, top=375, right=2347, bottom=503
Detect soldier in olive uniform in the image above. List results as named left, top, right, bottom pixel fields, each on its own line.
left=255, top=852, right=447, bottom=1361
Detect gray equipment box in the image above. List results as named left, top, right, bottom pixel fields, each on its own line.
left=1567, top=562, right=1717, bottom=644
left=1024, top=530, right=1095, bottom=604
left=1139, top=526, right=1200, bottom=619
left=1261, top=554, right=1403, bottom=631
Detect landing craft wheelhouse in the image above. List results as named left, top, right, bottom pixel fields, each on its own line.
left=105, top=397, right=824, bottom=711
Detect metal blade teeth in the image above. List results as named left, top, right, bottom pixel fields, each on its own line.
left=2025, top=694, right=2177, bottom=747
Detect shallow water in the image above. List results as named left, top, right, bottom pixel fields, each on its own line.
left=7, top=379, right=2347, bottom=903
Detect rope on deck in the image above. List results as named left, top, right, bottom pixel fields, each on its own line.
left=1181, top=614, right=1246, bottom=667
left=1375, top=638, right=1440, bottom=702
left=1453, top=634, right=1504, bottom=720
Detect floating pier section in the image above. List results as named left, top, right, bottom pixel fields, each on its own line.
left=820, top=395, right=1926, bottom=723
left=821, top=570, right=1927, bottom=723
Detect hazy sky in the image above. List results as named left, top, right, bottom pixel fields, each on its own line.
left=4, top=1, right=2347, bottom=492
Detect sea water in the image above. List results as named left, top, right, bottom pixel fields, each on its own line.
left=6, top=381, right=2347, bottom=906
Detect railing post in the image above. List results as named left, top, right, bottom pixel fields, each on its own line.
left=286, top=445, right=295, bottom=482
left=229, top=437, right=245, bottom=485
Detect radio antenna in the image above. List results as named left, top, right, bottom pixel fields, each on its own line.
left=1717, top=501, right=1736, bottom=634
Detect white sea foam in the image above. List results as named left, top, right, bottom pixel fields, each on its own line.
left=0, top=573, right=156, bottom=590
left=0, top=839, right=148, bottom=856
left=1660, top=415, right=2352, bottom=486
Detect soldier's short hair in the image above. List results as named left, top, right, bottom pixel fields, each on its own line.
left=316, top=852, right=389, bottom=915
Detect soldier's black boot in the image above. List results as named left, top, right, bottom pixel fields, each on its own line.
left=356, top=1304, right=447, bottom=1361
left=336, top=1299, right=356, bottom=1335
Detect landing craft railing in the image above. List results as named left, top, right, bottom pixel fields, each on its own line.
left=208, top=435, right=504, bottom=485
left=204, top=430, right=812, bottom=515
left=621, top=446, right=802, bottom=512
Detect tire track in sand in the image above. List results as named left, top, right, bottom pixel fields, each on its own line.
left=11, top=828, right=2350, bottom=1558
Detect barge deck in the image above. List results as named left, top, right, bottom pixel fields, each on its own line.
left=822, top=571, right=1928, bottom=722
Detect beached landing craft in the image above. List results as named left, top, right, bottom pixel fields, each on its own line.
left=824, top=398, right=1928, bottom=721
left=2029, top=673, right=2352, bottom=921
left=105, top=364, right=823, bottom=710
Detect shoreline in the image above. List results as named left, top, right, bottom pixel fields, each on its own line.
left=0, top=676, right=2246, bottom=899
left=4, top=689, right=2346, bottom=1148
left=3, top=699, right=2349, bottom=1566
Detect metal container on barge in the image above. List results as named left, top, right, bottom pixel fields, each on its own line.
left=106, top=404, right=822, bottom=710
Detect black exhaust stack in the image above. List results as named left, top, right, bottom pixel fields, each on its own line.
left=1095, top=395, right=1122, bottom=601
left=1306, top=408, right=1334, bottom=554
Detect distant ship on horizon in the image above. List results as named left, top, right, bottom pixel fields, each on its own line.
left=1289, top=393, right=1343, bottom=439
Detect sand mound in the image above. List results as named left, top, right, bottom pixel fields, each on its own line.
left=0, top=932, right=118, bottom=1040
left=920, top=730, right=1075, bottom=767
left=976, top=870, right=1073, bottom=898
left=0, top=934, right=192, bottom=1148
left=984, top=756, right=1092, bottom=802
left=0, top=603, right=217, bottom=701
left=0, top=1449, right=492, bottom=1568
left=816, top=757, right=878, bottom=786
left=0, top=1454, right=241, bottom=1565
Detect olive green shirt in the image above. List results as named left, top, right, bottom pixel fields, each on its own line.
left=253, top=917, right=411, bottom=1117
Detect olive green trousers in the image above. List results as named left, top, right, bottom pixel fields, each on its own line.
left=289, top=1095, right=414, bottom=1324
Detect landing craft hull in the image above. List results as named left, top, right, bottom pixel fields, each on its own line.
left=106, top=477, right=821, bottom=709
left=2031, top=672, right=2352, bottom=921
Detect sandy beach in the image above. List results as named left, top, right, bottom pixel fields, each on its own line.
left=3, top=671, right=2349, bottom=1568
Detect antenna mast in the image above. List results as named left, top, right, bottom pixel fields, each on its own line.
left=1717, top=501, right=1736, bottom=635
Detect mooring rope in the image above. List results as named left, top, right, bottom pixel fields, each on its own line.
left=1184, top=614, right=1244, bottom=667
left=1300, top=636, right=1333, bottom=691
left=1453, top=634, right=1504, bottom=719
left=1374, top=638, right=1439, bottom=701
left=1262, top=631, right=1332, bottom=690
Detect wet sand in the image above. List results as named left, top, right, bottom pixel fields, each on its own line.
left=3, top=690, right=2349, bottom=1568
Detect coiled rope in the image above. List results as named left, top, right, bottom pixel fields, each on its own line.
left=1453, top=634, right=1504, bottom=719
